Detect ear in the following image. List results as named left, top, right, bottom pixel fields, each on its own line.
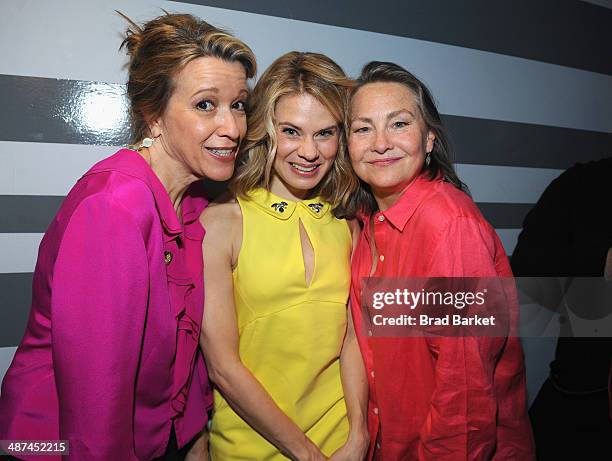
left=426, top=130, right=436, bottom=154
left=148, top=115, right=163, bottom=139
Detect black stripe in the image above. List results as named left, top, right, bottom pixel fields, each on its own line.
left=177, top=0, right=612, bottom=75
left=0, top=192, right=531, bottom=234
left=476, top=203, right=533, bottom=229
left=0, top=74, right=131, bottom=146
left=442, top=115, right=612, bottom=169
left=0, top=182, right=225, bottom=234
left=0, top=196, right=64, bottom=233
left=2, top=74, right=612, bottom=170
left=0, top=273, right=32, bottom=348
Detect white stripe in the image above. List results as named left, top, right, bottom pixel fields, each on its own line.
left=0, top=0, right=610, bottom=132
left=0, top=234, right=44, bottom=274
left=0, top=346, right=18, bottom=391
left=0, top=141, right=116, bottom=196
left=0, top=142, right=563, bottom=205
left=496, top=228, right=522, bottom=255
left=456, top=164, right=563, bottom=204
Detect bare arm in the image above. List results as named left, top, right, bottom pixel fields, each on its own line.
left=330, top=307, right=369, bottom=461
left=199, top=204, right=326, bottom=461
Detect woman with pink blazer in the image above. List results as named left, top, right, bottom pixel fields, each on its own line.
left=0, top=13, right=255, bottom=461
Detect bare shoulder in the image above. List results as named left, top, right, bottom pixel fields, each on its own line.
left=200, top=194, right=243, bottom=265
left=200, top=194, right=242, bottom=231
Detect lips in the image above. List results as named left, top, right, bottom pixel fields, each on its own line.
left=205, top=146, right=238, bottom=161
left=289, top=162, right=321, bottom=177
left=367, top=157, right=403, bottom=166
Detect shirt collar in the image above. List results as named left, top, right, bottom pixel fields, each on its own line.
left=372, top=173, right=443, bottom=232
left=86, top=149, right=208, bottom=236
left=247, top=188, right=330, bottom=220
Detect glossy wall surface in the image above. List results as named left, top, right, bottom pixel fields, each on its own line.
left=1, top=0, right=611, bottom=403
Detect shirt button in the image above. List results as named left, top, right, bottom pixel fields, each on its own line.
left=373, top=407, right=379, bottom=415
left=164, top=251, right=173, bottom=265
left=371, top=370, right=375, bottom=378
left=376, top=442, right=381, bottom=450
left=379, top=255, right=385, bottom=262
left=368, top=330, right=373, bottom=337
left=377, top=215, right=385, bottom=222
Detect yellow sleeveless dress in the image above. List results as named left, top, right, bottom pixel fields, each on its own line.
left=209, top=188, right=351, bottom=460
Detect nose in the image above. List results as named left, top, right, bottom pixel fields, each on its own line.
left=298, top=137, right=320, bottom=162
left=372, top=129, right=392, bottom=154
left=216, top=108, right=241, bottom=141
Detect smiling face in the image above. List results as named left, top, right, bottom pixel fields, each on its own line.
left=270, top=92, right=339, bottom=201
left=349, top=82, right=435, bottom=210
left=149, top=56, right=248, bottom=182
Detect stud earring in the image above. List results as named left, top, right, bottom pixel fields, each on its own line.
left=138, top=137, right=154, bottom=150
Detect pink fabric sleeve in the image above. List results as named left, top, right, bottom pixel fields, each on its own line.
left=51, top=194, right=149, bottom=460
left=419, top=217, right=532, bottom=460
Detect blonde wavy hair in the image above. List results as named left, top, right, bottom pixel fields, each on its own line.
left=231, top=51, right=357, bottom=216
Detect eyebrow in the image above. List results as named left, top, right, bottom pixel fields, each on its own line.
left=278, top=122, right=338, bottom=132
left=192, top=87, right=248, bottom=98
left=350, top=109, right=415, bottom=124
left=193, top=87, right=219, bottom=96
left=387, top=109, right=415, bottom=119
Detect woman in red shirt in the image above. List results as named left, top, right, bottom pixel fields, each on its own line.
left=346, top=61, right=535, bottom=460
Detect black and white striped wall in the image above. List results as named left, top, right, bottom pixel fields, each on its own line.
left=2, top=0, right=611, bottom=402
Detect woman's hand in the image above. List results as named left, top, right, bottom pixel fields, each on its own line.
left=291, top=440, right=329, bottom=461
left=328, top=425, right=369, bottom=461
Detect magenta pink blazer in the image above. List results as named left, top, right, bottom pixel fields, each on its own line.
left=0, top=149, right=212, bottom=460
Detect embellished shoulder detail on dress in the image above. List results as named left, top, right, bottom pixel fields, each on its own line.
left=271, top=201, right=289, bottom=213
left=302, top=198, right=330, bottom=219
left=307, top=202, right=324, bottom=213
left=243, top=188, right=296, bottom=220
left=243, top=188, right=331, bottom=220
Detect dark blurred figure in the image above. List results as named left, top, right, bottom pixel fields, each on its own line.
left=512, top=157, right=612, bottom=460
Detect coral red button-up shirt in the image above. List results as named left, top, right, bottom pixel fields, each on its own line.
left=350, top=174, right=535, bottom=461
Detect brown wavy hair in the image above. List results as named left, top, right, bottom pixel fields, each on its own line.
left=230, top=51, right=358, bottom=217
left=118, top=11, right=256, bottom=144
left=346, top=61, right=468, bottom=216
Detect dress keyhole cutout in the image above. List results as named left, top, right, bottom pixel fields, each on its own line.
left=299, top=219, right=315, bottom=287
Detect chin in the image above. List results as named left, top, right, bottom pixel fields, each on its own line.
left=200, top=165, right=235, bottom=182
left=368, top=178, right=407, bottom=193
left=290, top=177, right=324, bottom=193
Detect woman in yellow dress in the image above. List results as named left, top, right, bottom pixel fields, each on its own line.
left=199, top=52, right=369, bottom=461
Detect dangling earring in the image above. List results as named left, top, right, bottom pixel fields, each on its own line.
left=425, top=152, right=431, bottom=167
left=137, top=137, right=154, bottom=151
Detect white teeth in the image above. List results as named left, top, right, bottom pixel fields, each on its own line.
left=290, top=163, right=318, bottom=172
left=208, top=148, right=233, bottom=157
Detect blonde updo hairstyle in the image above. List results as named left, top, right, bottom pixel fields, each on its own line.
left=231, top=51, right=357, bottom=216
left=118, top=11, right=257, bottom=144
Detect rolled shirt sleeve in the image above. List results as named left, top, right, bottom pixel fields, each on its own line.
left=418, top=216, right=533, bottom=460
